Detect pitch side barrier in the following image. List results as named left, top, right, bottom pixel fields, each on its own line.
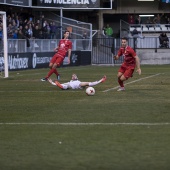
left=0, top=39, right=91, bottom=71
left=91, top=36, right=170, bottom=65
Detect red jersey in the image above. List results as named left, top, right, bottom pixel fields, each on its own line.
left=128, top=15, right=134, bottom=24
left=118, top=46, right=136, bottom=67
left=57, top=39, right=72, bottom=58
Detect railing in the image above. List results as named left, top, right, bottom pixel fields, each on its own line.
left=129, top=24, right=170, bottom=33
left=7, top=39, right=92, bottom=53
left=91, top=37, right=170, bottom=65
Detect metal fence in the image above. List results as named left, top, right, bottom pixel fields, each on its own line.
left=46, top=13, right=92, bottom=40
left=4, top=36, right=170, bottom=66
left=7, top=39, right=91, bottom=53
left=91, top=36, right=170, bottom=65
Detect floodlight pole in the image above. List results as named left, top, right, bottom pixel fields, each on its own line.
left=60, top=8, right=63, bottom=39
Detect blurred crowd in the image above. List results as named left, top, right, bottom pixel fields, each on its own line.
left=0, top=6, right=61, bottom=43
left=128, top=13, right=170, bottom=29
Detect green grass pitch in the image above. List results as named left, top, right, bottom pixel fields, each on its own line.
left=0, top=65, right=170, bottom=170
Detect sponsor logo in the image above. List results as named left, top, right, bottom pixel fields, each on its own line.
left=8, top=54, right=28, bottom=69
left=0, top=56, right=4, bottom=71
left=32, top=53, right=51, bottom=68
left=63, top=53, right=78, bottom=65
left=91, top=0, right=97, bottom=4
left=71, top=53, right=78, bottom=63
left=42, top=0, right=90, bottom=5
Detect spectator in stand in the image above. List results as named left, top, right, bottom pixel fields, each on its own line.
left=11, top=20, right=18, bottom=33
left=12, top=29, right=18, bottom=39
left=82, top=31, right=89, bottom=50
left=0, top=26, right=2, bottom=39
left=17, top=29, right=25, bottom=52
left=146, top=17, right=153, bottom=30
left=39, top=30, right=44, bottom=39
left=33, top=25, right=41, bottom=39
left=50, top=22, right=57, bottom=39
left=18, top=29, right=24, bottom=39
left=7, top=23, right=13, bottom=39
left=18, top=25, right=23, bottom=32
left=159, top=32, right=169, bottom=48
left=7, top=15, right=12, bottom=25
left=42, top=20, right=48, bottom=39
left=0, top=15, right=2, bottom=24
left=40, top=14, right=45, bottom=29
left=102, top=26, right=106, bottom=36
left=135, top=15, right=142, bottom=28
left=153, top=13, right=164, bottom=30
left=165, top=16, right=170, bottom=29
left=105, top=24, right=113, bottom=37
left=35, top=19, right=41, bottom=29
left=128, top=14, right=135, bottom=25
left=23, top=25, right=30, bottom=47
left=131, top=28, right=144, bottom=39
left=0, top=25, right=3, bottom=51
left=19, top=19, right=24, bottom=28
left=46, top=23, right=51, bottom=39
left=28, top=23, right=33, bottom=38
left=15, top=15, right=20, bottom=28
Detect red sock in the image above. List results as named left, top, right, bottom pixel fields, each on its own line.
left=53, top=69, right=59, bottom=76
left=118, top=78, right=124, bottom=87
left=46, top=68, right=56, bottom=78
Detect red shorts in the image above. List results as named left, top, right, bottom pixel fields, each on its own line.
left=118, top=63, right=135, bottom=79
left=50, top=53, right=64, bottom=67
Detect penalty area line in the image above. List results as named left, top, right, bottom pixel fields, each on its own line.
left=103, top=73, right=164, bottom=92
left=0, top=122, right=170, bottom=126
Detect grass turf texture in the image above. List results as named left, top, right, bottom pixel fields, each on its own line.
left=0, top=65, right=170, bottom=170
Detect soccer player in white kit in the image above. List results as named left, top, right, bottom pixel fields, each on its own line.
left=48, top=74, right=106, bottom=90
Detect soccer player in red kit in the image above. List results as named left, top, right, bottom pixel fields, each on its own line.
left=41, top=30, right=72, bottom=81
left=113, top=37, right=141, bottom=91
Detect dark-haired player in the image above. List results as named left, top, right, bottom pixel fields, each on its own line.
left=41, top=30, right=72, bottom=81
left=113, top=37, right=141, bottom=91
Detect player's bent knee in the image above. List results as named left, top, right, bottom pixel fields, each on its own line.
left=120, top=75, right=126, bottom=81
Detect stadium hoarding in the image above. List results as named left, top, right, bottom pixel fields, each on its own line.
left=6, top=51, right=91, bottom=70
left=0, top=0, right=30, bottom=6
left=0, top=0, right=112, bottom=9
left=34, top=0, right=112, bottom=9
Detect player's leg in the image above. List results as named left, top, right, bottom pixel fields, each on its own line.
left=117, top=72, right=125, bottom=91
left=117, top=67, right=134, bottom=91
left=41, top=54, right=56, bottom=81
left=80, top=75, right=106, bottom=87
left=53, top=57, right=64, bottom=80
left=117, top=65, right=126, bottom=91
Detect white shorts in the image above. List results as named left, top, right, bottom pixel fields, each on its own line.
left=68, top=80, right=82, bottom=89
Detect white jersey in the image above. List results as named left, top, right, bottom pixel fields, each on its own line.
left=63, top=80, right=82, bottom=89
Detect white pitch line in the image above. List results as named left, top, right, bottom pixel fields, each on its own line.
left=0, top=122, right=170, bottom=126
left=103, top=73, right=163, bottom=92
left=0, top=91, right=80, bottom=93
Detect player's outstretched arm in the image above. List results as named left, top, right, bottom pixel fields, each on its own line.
left=67, top=49, right=71, bottom=64
left=48, top=78, right=56, bottom=86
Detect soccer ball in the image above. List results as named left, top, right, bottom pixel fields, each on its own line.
left=86, top=87, right=95, bottom=96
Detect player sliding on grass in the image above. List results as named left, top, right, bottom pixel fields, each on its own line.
left=48, top=74, right=106, bottom=90
left=113, top=37, right=141, bottom=91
